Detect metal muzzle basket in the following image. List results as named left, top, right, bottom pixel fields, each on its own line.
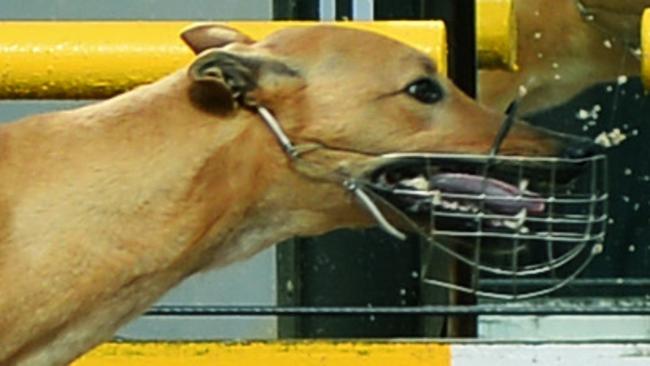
left=254, top=103, right=608, bottom=301
left=355, top=152, right=608, bottom=300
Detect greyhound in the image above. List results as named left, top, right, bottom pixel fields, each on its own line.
left=0, top=24, right=598, bottom=365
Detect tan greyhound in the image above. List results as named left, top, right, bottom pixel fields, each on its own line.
left=480, top=0, right=650, bottom=114
left=0, top=24, right=597, bottom=365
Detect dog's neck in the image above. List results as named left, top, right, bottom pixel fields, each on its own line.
left=63, top=71, right=292, bottom=266
left=74, top=71, right=354, bottom=257
left=0, top=69, right=358, bottom=364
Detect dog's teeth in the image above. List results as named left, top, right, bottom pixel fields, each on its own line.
left=457, top=203, right=474, bottom=212
left=441, top=200, right=459, bottom=211
left=503, top=220, right=518, bottom=230
left=431, top=190, right=442, bottom=206
left=430, top=195, right=481, bottom=214
left=489, top=219, right=504, bottom=227
left=514, top=208, right=528, bottom=227
left=515, top=208, right=527, bottom=219
left=503, top=209, right=529, bottom=232
left=400, top=175, right=428, bottom=190
left=503, top=220, right=530, bottom=234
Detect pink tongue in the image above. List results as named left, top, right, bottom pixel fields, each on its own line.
left=429, top=173, right=545, bottom=214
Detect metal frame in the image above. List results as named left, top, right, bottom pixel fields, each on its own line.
left=145, top=303, right=650, bottom=317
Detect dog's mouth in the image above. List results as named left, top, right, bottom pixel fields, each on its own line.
left=374, top=169, right=543, bottom=216
left=362, top=155, right=591, bottom=233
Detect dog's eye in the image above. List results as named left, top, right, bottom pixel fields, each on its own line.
left=405, top=78, right=444, bottom=104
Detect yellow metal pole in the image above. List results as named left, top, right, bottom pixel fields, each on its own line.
left=477, top=0, right=518, bottom=70
left=0, top=21, right=446, bottom=99
left=642, top=9, right=650, bottom=89
left=72, top=341, right=451, bottom=366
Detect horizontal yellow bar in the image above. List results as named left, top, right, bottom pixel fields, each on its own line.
left=0, top=21, right=446, bottom=99
left=642, top=9, right=650, bottom=89
left=72, top=341, right=451, bottom=366
left=477, top=0, right=518, bottom=70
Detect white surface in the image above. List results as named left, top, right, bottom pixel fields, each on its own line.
left=352, top=0, right=373, bottom=20
left=453, top=344, right=650, bottom=366
left=479, top=315, right=650, bottom=341
left=319, top=0, right=336, bottom=21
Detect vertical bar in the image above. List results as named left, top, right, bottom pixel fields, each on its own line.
left=547, top=162, right=558, bottom=280
left=511, top=160, right=525, bottom=298
left=427, top=158, right=437, bottom=245
left=471, top=214, right=483, bottom=294
left=421, top=158, right=448, bottom=337
left=319, top=0, right=337, bottom=21
left=455, top=0, right=477, bottom=98
left=600, top=157, right=609, bottom=245
left=422, top=0, right=477, bottom=97
left=273, top=0, right=318, bottom=19
left=336, top=0, right=352, bottom=20
left=352, top=0, right=374, bottom=20
left=585, top=158, right=598, bottom=246
left=277, top=240, right=303, bottom=338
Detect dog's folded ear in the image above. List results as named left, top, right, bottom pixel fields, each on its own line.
left=183, top=24, right=303, bottom=114
left=181, top=23, right=254, bottom=54
left=188, top=50, right=257, bottom=112
left=187, top=48, right=302, bottom=114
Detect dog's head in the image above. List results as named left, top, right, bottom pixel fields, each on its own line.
left=180, top=24, right=603, bottom=235
left=182, top=24, right=595, bottom=156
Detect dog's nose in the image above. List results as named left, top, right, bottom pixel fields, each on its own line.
left=561, top=138, right=604, bottom=159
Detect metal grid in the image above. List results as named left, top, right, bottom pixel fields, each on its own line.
left=365, top=153, right=609, bottom=300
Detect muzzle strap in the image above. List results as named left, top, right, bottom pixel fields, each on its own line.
left=344, top=180, right=407, bottom=241
left=489, top=99, right=519, bottom=156
left=257, top=106, right=300, bottom=159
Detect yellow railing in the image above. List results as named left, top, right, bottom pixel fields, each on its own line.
left=0, top=4, right=520, bottom=100
left=642, top=9, right=650, bottom=88
left=477, top=0, right=517, bottom=70
left=72, top=341, right=451, bottom=366
left=0, top=21, right=446, bottom=99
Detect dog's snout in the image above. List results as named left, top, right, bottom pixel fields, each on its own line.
left=561, top=137, right=604, bottom=159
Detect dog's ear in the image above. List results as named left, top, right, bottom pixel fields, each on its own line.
left=187, top=49, right=256, bottom=112
left=187, top=48, right=302, bottom=113
left=181, top=23, right=254, bottom=54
